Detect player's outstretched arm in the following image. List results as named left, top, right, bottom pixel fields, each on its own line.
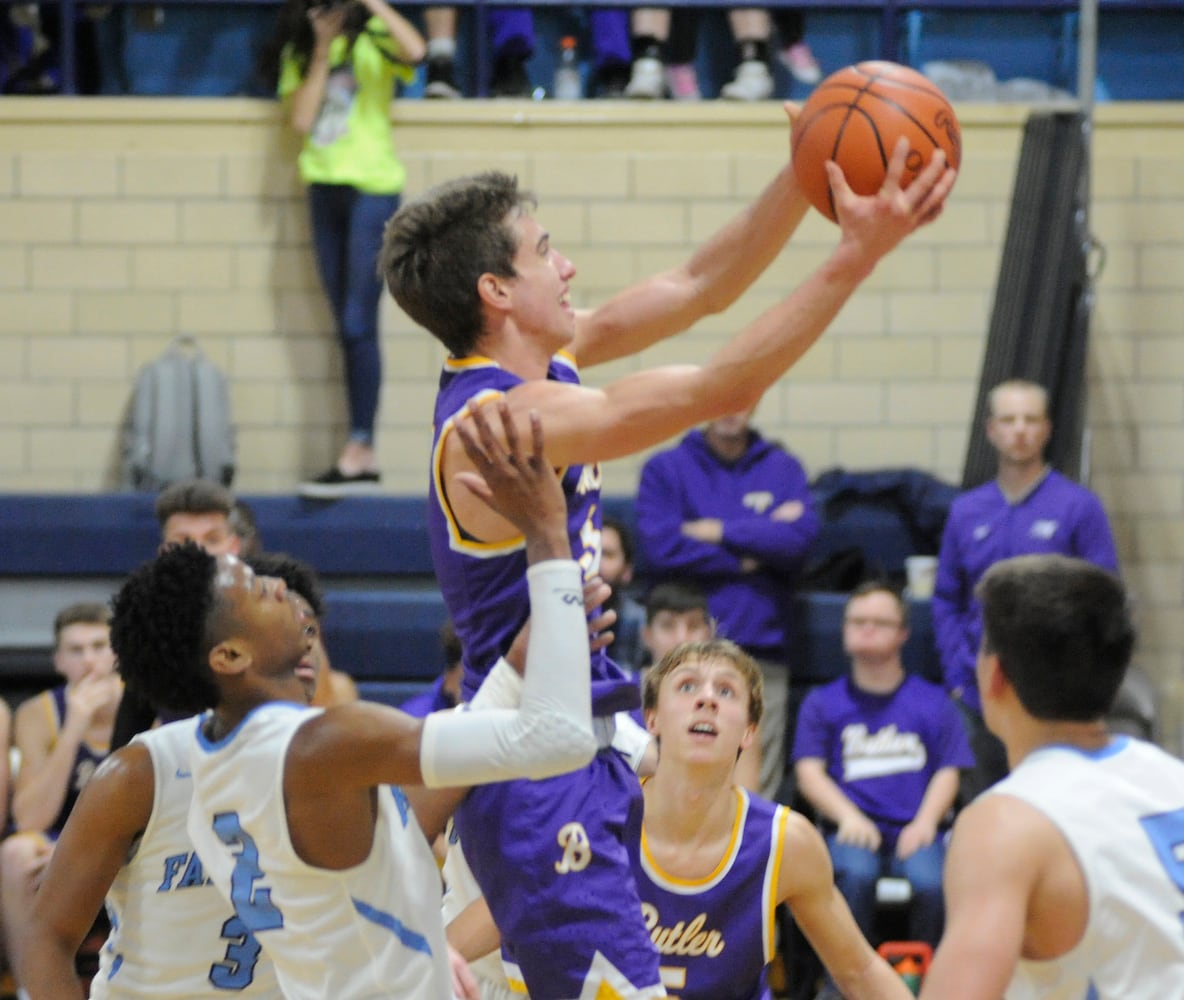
left=291, top=403, right=594, bottom=798
left=22, top=747, right=154, bottom=999
left=777, top=812, right=912, bottom=1000
left=573, top=104, right=811, bottom=369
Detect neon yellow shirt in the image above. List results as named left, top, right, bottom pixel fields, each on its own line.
left=279, top=18, right=413, bottom=195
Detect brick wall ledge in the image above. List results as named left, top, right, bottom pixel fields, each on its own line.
left=3, top=97, right=1183, bottom=128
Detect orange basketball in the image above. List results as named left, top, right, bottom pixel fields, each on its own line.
left=791, top=61, right=961, bottom=223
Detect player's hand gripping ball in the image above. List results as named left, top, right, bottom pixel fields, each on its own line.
left=791, top=61, right=961, bottom=223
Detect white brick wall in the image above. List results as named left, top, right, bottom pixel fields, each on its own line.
left=2, top=97, right=1182, bottom=747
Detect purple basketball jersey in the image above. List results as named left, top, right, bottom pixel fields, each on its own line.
left=633, top=787, right=784, bottom=1000
left=430, top=352, right=659, bottom=997
left=428, top=352, right=637, bottom=714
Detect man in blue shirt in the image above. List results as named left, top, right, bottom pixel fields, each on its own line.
left=933, top=379, right=1118, bottom=799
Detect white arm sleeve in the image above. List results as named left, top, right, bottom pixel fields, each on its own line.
left=466, top=657, right=522, bottom=710
left=611, top=711, right=653, bottom=774
left=419, top=560, right=595, bottom=787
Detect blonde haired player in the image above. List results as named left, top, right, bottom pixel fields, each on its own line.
left=636, top=638, right=913, bottom=1000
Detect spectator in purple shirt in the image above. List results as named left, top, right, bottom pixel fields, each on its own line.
left=793, top=581, right=974, bottom=954
left=933, top=379, right=1118, bottom=799
left=401, top=619, right=464, bottom=718
left=636, top=404, right=819, bottom=801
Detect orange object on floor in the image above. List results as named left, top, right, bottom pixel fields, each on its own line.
left=877, top=941, right=933, bottom=995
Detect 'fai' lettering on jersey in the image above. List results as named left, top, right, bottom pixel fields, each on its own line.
left=641, top=903, right=726, bottom=958
left=158, top=851, right=214, bottom=892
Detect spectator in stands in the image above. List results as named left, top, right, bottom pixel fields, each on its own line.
left=639, top=580, right=714, bottom=673
left=261, top=0, right=425, bottom=498
left=401, top=619, right=465, bottom=716
left=230, top=496, right=264, bottom=557
left=635, top=580, right=761, bottom=790
left=793, top=581, right=973, bottom=960
left=933, top=378, right=1119, bottom=800
left=601, top=516, right=647, bottom=675
left=637, top=404, right=819, bottom=801
left=0, top=601, right=122, bottom=994
left=625, top=7, right=820, bottom=100
left=425, top=7, right=655, bottom=99
left=157, top=478, right=242, bottom=556
left=422, top=6, right=463, bottom=97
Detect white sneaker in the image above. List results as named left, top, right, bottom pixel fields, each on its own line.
left=720, top=60, right=774, bottom=101
left=624, top=57, right=666, bottom=99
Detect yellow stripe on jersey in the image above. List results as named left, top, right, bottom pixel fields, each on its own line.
left=443, top=354, right=502, bottom=372
left=432, top=389, right=525, bottom=558
left=640, top=786, right=746, bottom=889
left=764, top=804, right=790, bottom=961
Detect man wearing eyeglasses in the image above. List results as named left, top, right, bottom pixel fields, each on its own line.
left=792, top=581, right=974, bottom=957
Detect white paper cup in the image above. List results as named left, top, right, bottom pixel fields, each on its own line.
left=905, top=555, right=938, bottom=600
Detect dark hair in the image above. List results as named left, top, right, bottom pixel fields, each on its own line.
left=845, top=579, right=910, bottom=629
left=379, top=171, right=535, bottom=357
left=246, top=551, right=324, bottom=620
left=977, top=554, right=1135, bottom=722
left=602, top=515, right=635, bottom=567
left=109, top=542, right=223, bottom=715
left=230, top=499, right=263, bottom=557
left=644, top=581, right=709, bottom=624
left=53, top=602, right=111, bottom=646
left=258, top=0, right=373, bottom=90
left=155, top=479, right=235, bottom=530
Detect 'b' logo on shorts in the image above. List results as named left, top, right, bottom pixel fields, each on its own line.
left=554, top=822, right=592, bottom=874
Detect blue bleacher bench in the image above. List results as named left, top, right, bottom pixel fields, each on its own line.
left=0, top=491, right=943, bottom=703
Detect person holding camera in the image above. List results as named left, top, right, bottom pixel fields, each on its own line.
left=263, top=0, right=424, bottom=498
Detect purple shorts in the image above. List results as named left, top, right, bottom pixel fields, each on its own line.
left=456, top=747, right=662, bottom=999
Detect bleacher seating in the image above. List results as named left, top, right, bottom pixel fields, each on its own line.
left=0, top=488, right=944, bottom=710
left=8, top=0, right=1183, bottom=99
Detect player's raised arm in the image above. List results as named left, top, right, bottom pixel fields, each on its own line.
left=573, top=105, right=810, bottom=368
left=291, top=401, right=595, bottom=795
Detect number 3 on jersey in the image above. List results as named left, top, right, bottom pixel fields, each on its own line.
left=213, top=812, right=285, bottom=932
left=1140, top=807, right=1184, bottom=929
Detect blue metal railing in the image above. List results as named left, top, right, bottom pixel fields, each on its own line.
left=3, top=0, right=1181, bottom=97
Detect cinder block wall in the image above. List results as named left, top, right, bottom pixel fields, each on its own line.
left=1, top=98, right=1182, bottom=748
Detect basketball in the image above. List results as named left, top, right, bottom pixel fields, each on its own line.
left=791, top=61, right=961, bottom=223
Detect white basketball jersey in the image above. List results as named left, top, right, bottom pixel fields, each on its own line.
left=187, top=702, right=452, bottom=1000
left=93, top=717, right=282, bottom=999
left=989, top=736, right=1184, bottom=999
left=441, top=829, right=517, bottom=1000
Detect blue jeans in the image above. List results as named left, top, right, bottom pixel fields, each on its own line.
left=307, top=184, right=400, bottom=446
left=826, top=833, right=946, bottom=947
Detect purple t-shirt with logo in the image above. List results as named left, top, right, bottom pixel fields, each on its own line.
left=792, top=674, right=974, bottom=849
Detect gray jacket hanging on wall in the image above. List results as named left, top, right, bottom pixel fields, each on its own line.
left=122, top=335, right=236, bottom=491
